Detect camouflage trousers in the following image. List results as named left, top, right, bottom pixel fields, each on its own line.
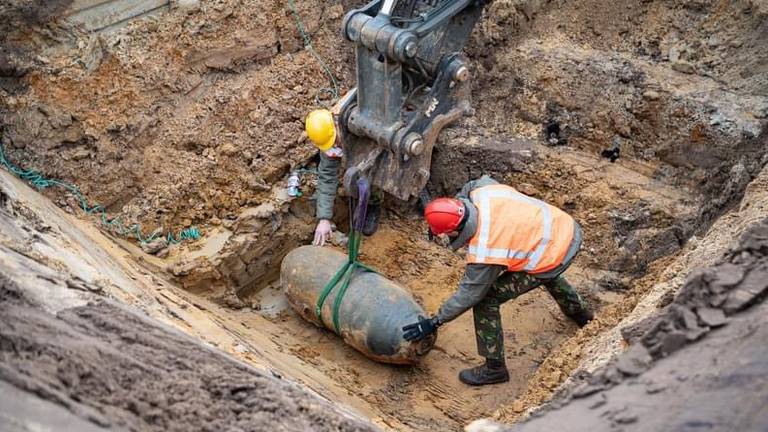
left=473, top=272, right=590, bottom=360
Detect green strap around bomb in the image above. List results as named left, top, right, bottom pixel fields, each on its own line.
left=315, top=229, right=376, bottom=333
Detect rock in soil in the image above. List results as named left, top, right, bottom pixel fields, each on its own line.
left=140, top=237, right=168, bottom=255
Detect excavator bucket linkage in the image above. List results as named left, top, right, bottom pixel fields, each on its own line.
left=338, top=0, right=489, bottom=201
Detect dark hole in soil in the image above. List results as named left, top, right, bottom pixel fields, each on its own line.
left=544, top=121, right=568, bottom=146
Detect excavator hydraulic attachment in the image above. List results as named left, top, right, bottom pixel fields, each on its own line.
left=337, top=0, right=488, bottom=200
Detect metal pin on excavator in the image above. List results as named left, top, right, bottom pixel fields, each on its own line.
left=336, top=0, right=490, bottom=201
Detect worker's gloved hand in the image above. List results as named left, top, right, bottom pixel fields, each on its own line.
left=402, top=315, right=441, bottom=342
left=313, top=219, right=333, bottom=246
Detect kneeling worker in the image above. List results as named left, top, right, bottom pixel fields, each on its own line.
left=305, top=108, right=382, bottom=245
left=402, top=176, right=594, bottom=386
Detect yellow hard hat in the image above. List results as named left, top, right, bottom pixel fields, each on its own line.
left=305, top=109, right=336, bottom=152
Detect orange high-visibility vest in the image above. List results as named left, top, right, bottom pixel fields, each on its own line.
left=467, top=184, right=575, bottom=274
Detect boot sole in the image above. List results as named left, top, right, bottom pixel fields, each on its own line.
left=361, top=223, right=379, bottom=236
left=458, top=374, right=510, bottom=386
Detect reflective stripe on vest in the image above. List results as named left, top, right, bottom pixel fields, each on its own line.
left=467, top=184, right=573, bottom=273
left=467, top=246, right=530, bottom=260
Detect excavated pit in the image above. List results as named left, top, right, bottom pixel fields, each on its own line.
left=1, top=0, right=767, bottom=431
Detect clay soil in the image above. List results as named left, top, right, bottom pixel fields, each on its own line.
left=2, top=0, right=353, bottom=230
left=1, top=0, right=767, bottom=431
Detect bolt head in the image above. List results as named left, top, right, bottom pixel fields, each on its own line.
left=408, top=139, right=425, bottom=156
left=404, top=41, right=418, bottom=58
left=454, top=65, right=470, bottom=82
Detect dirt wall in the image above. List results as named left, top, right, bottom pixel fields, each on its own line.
left=464, top=0, right=768, bottom=226
left=0, top=169, right=395, bottom=430
left=1, top=0, right=352, bottom=235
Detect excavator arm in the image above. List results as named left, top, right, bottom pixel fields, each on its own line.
left=336, top=0, right=489, bottom=201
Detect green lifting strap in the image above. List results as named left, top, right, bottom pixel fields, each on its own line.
left=314, top=229, right=376, bottom=333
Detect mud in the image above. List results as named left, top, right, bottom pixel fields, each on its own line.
left=626, top=219, right=768, bottom=355
left=1, top=169, right=585, bottom=431
left=1, top=0, right=765, bottom=302
left=0, top=0, right=73, bottom=25
left=461, top=0, right=767, bottom=265
left=456, top=0, right=768, bottom=274
left=491, top=158, right=768, bottom=424
left=264, top=224, right=584, bottom=430
left=0, top=0, right=359, bottom=301
left=0, top=0, right=73, bottom=93
left=166, top=191, right=316, bottom=300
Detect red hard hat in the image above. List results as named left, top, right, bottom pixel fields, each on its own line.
left=425, top=198, right=465, bottom=235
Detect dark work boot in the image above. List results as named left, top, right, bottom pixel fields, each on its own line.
left=569, top=307, right=595, bottom=328
left=361, top=203, right=381, bottom=236
left=458, top=358, right=510, bottom=386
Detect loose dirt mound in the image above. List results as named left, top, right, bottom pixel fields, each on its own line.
left=0, top=275, right=375, bottom=432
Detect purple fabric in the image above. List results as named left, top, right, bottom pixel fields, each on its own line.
left=352, top=176, right=370, bottom=232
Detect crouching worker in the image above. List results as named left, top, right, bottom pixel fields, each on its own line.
left=305, top=108, right=382, bottom=245
left=402, top=176, right=594, bottom=386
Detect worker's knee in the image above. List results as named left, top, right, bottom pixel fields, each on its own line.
left=494, top=272, right=541, bottom=299
left=544, top=276, right=590, bottom=311
left=543, top=275, right=575, bottom=294
left=473, top=298, right=500, bottom=317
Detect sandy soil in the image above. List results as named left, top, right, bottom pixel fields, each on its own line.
left=276, top=223, right=581, bottom=429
